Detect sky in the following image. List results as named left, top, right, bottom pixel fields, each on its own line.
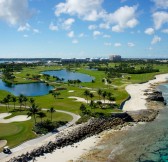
left=0, top=0, right=168, bottom=58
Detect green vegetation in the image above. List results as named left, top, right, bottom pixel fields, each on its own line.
left=0, top=60, right=168, bottom=149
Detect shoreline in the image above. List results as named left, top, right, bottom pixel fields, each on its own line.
left=1, top=73, right=168, bottom=162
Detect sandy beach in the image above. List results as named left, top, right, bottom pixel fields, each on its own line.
left=1, top=73, right=168, bottom=162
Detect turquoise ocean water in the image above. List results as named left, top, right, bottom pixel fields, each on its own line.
left=138, top=83, right=168, bottom=162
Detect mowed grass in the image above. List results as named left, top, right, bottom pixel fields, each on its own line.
left=0, top=63, right=168, bottom=149
left=0, top=106, right=72, bottom=149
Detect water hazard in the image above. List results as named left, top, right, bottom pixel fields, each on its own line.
left=42, top=69, right=94, bottom=82
left=0, top=79, right=53, bottom=96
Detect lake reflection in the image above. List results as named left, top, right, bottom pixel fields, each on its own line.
left=0, top=80, right=53, bottom=96
left=42, top=69, right=94, bottom=82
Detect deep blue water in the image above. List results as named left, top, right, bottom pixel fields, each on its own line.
left=42, top=69, right=94, bottom=82
left=0, top=80, right=53, bottom=96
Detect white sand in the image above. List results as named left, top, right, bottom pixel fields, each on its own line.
left=0, top=113, right=31, bottom=123
left=0, top=140, right=7, bottom=148
left=68, top=90, right=74, bottom=92
left=123, top=73, right=168, bottom=111
left=69, top=96, right=115, bottom=104
left=34, top=135, right=98, bottom=162
left=1, top=73, right=168, bottom=162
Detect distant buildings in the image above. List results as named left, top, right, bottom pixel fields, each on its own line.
left=109, top=55, right=122, bottom=61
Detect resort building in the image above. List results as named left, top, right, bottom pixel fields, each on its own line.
left=109, top=55, right=122, bottom=61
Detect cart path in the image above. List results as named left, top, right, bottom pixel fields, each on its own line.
left=0, top=104, right=80, bottom=160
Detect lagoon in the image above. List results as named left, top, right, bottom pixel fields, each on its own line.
left=0, top=80, right=53, bottom=96
left=42, top=69, right=94, bottom=82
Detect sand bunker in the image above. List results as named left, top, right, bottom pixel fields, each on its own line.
left=0, top=113, right=31, bottom=123
left=68, top=90, right=74, bottom=93
left=0, top=140, right=7, bottom=148
left=68, top=96, right=115, bottom=104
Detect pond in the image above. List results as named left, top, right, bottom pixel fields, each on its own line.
left=0, top=80, right=53, bottom=96
left=42, top=69, right=94, bottom=82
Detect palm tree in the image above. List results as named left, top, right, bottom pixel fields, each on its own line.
left=6, top=94, right=11, bottom=109
left=18, top=94, right=24, bottom=111
left=27, top=103, right=39, bottom=123
left=2, top=97, right=8, bottom=111
left=23, top=96, right=28, bottom=109
left=47, top=107, right=56, bottom=122
left=107, top=92, right=112, bottom=103
left=102, top=91, right=107, bottom=104
left=97, top=89, right=102, bottom=100
left=12, top=96, right=17, bottom=110
left=37, top=111, right=46, bottom=123
left=89, top=93, right=94, bottom=101
left=52, top=92, right=60, bottom=99
left=29, top=98, right=35, bottom=105
left=84, top=90, right=90, bottom=104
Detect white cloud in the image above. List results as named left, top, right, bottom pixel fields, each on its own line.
left=72, top=39, right=78, bottom=44
left=127, top=42, right=135, bottom=47
left=151, top=35, right=161, bottom=44
left=0, top=0, right=33, bottom=25
left=148, top=46, right=153, bottom=51
left=114, top=43, right=122, bottom=47
left=144, top=28, right=155, bottom=35
left=162, top=28, right=168, bottom=33
left=93, top=30, right=101, bottom=37
left=152, top=11, right=168, bottom=30
left=99, top=23, right=110, bottom=29
left=152, top=0, right=168, bottom=9
left=106, top=5, right=138, bottom=32
left=67, top=31, right=75, bottom=38
left=33, top=29, right=39, bottom=33
left=55, top=0, right=104, bottom=21
left=23, top=34, right=29, bottom=38
left=18, top=23, right=31, bottom=32
left=103, top=34, right=111, bottom=38
left=62, top=18, right=75, bottom=30
left=49, top=22, right=58, bottom=31
left=104, top=42, right=112, bottom=46
left=88, top=25, right=97, bottom=30
left=79, top=33, right=85, bottom=37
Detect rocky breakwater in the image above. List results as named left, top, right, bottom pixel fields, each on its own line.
left=8, top=116, right=128, bottom=162
left=127, top=109, right=159, bottom=122
left=7, top=109, right=159, bottom=162
left=146, top=90, right=165, bottom=104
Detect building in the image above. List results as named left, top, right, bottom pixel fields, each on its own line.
left=109, top=55, right=122, bottom=61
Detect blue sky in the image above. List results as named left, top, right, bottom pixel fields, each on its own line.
left=0, top=0, right=168, bottom=58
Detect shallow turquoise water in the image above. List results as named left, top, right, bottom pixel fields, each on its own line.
left=137, top=84, right=168, bottom=162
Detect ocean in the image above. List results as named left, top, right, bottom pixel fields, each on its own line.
left=79, top=83, right=168, bottom=162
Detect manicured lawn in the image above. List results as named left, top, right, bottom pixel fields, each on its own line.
left=0, top=63, right=168, bottom=149
left=0, top=106, right=72, bottom=148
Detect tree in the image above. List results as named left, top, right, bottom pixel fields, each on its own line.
left=47, top=107, right=56, bottom=122
left=18, top=94, right=24, bottom=111
left=107, top=92, right=112, bottom=103
left=97, top=89, right=102, bottom=100
left=6, top=94, right=11, bottom=110
left=37, top=111, right=46, bottom=123
left=84, top=90, right=90, bottom=104
left=102, top=91, right=107, bottom=104
left=52, top=92, right=60, bottom=99
left=89, top=93, right=94, bottom=101
left=12, top=96, right=17, bottom=110
left=30, top=98, right=35, bottom=105
left=2, top=97, right=8, bottom=111
left=80, top=104, right=86, bottom=114
left=23, top=96, right=28, bottom=109
left=27, top=103, right=39, bottom=123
